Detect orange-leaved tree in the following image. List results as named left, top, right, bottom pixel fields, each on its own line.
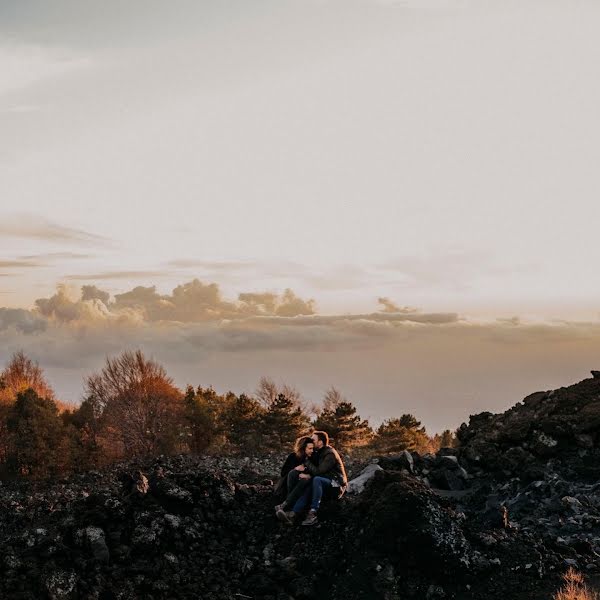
left=84, top=350, right=185, bottom=459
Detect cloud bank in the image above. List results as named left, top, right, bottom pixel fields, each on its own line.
left=2, top=278, right=600, bottom=433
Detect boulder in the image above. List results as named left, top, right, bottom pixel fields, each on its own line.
left=378, top=450, right=414, bottom=473
left=347, top=463, right=384, bottom=494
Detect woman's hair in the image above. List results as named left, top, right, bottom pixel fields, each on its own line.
left=294, top=435, right=314, bottom=459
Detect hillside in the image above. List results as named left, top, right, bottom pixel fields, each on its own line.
left=3, top=373, right=600, bottom=599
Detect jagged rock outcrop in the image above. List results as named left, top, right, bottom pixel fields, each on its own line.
left=457, top=372, right=600, bottom=480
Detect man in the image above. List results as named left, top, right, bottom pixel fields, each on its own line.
left=280, top=430, right=348, bottom=526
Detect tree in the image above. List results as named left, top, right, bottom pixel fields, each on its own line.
left=262, top=393, right=309, bottom=451
left=0, top=351, right=57, bottom=470
left=5, top=389, right=71, bottom=478
left=84, top=350, right=185, bottom=458
left=220, top=392, right=265, bottom=454
left=313, top=387, right=373, bottom=451
left=371, top=413, right=432, bottom=454
left=184, top=385, right=222, bottom=453
left=0, top=350, right=55, bottom=405
left=255, top=376, right=302, bottom=408
left=64, top=395, right=105, bottom=468
left=432, top=429, right=458, bottom=451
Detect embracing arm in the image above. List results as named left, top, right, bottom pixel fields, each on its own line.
left=304, top=451, right=337, bottom=477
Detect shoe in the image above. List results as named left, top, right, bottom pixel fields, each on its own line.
left=276, top=509, right=295, bottom=525
left=301, top=509, right=318, bottom=526
left=274, top=503, right=285, bottom=513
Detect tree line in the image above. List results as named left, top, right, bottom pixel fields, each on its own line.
left=0, top=350, right=457, bottom=479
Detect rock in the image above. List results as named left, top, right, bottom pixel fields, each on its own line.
left=502, top=446, right=535, bottom=473
left=531, top=431, right=559, bottom=457
left=378, top=450, right=415, bottom=473
left=359, top=472, right=473, bottom=575
left=576, top=434, right=595, bottom=449
left=164, top=513, right=182, bottom=528
left=347, top=463, right=383, bottom=494
left=437, top=455, right=459, bottom=469
left=44, top=570, right=77, bottom=600
left=561, top=496, right=583, bottom=513
left=426, top=584, right=446, bottom=598
left=430, top=468, right=466, bottom=491
left=8, top=370, right=600, bottom=600
left=81, top=526, right=110, bottom=563
left=522, top=391, right=549, bottom=408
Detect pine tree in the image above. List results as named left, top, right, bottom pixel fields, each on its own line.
left=432, top=428, right=458, bottom=451
left=371, top=413, right=433, bottom=454
left=313, top=387, right=372, bottom=451
left=262, top=393, right=309, bottom=451
left=5, top=389, right=70, bottom=478
left=64, top=395, right=104, bottom=468
left=184, top=385, right=221, bottom=453
left=221, top=392, right=265, bottom=454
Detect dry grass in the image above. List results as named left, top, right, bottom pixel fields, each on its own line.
left=554, top=568, right=600, bottom=600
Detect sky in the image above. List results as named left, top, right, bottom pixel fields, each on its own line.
left=2, top=0, right=600, bottom=433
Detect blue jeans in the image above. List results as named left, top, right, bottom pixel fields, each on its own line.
left=284, top=469, right=312, bottom=509
left=292, top=476, right=332, bottom=512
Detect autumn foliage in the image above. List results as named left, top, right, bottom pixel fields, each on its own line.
left=553, top=568, right=599, bottom=600
left=0, top=350, right=457, bottom=479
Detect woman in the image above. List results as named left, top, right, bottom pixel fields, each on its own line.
left=274, top=436, right=314, bottom=513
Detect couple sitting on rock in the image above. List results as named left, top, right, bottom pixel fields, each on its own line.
left=274, top=430, right=348, bottom=526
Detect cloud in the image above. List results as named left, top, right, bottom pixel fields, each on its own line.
left=377, top=297, right=418, bottom=314
left=166, top=259, right=256, bottom=271
left=0, top=259, right=43, bottom=268
left=270, top=289, right=315, bottom=317
left=110, top=281, right=316, bottom=322
left=6, top=277, right=598, bottom=357
left=81, top=285, right=110, bottom=305
left=237, top=292, right=278, bottom=315
left=34, top=284, right=115, bottom=324
left=18, top=252, right=92, bottom=261
left=25, top=279, right=317, bottom=326
left=0, top=214, right=109, bottom=244
left=66, top=270, right=169, bottom=281
left=0, top=308, right=47, bottom=334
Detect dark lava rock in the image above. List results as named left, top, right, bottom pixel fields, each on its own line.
left=6, top=374, right=600, bottom=599
left=357, top=470, right=473, bottom=575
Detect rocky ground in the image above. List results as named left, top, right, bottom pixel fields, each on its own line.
left=4, top=373, right=600, bottom=599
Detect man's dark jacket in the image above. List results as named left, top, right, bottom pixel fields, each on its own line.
left=304, top=445, right=348, bottom=489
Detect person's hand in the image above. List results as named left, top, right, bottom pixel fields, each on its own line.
left=299, top=474, right=311, bottom=480
left=294, top=465, right=306, bottom=472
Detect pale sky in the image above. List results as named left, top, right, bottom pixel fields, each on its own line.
left=2, top=1, right=600, bottom=432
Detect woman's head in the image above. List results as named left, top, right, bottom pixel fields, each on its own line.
left=294, top=435, right=314, bottom=459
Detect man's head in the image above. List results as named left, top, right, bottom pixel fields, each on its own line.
left=312, top=430, right=329, bottom=449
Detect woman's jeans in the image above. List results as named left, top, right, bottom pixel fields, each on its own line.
left=292, top=476, right=332, bottom=512
left=283, top=469, right=312, bottom=510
